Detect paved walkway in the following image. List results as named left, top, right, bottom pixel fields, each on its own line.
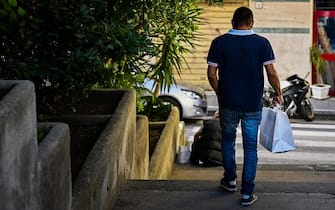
left=311, top=97, right=335, bottom=118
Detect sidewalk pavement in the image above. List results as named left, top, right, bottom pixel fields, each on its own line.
left=311, top=97, right=335, bottom=119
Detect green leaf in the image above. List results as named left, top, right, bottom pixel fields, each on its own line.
left=9, top=10, right=17, bottom=21
left=17, top=7, right=26, bottom=16
left=8, top=0, right=17, bottom=7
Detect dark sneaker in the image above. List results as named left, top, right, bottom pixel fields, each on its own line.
left=220, top=178, right=237, bottom=192
left=241, top=194, right=258, bottom=206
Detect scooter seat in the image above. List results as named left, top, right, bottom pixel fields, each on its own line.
left=280, top=81, right=292, bottom=90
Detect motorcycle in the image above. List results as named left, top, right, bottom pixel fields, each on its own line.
left=262, top=73, right=315, bottom=121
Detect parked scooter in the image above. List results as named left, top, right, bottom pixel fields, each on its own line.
left=263, top=73, right=315, bottom=121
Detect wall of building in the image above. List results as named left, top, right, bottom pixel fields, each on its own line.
left=176, top=1, right=248, bottom=88
left=176, top=0, right=312, bottom=88
left=251, top=0, right=312, bottom=83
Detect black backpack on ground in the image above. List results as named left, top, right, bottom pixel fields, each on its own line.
left=190, top=119, right=222, bottom=167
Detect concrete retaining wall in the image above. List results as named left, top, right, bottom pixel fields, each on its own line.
left=37, top=122, right=71, bottom=210
left=0, top=80, right=71, bottom=210
left=0, top=80, right=182, bottom=209
left=71, top=89, right=138, bottom=210
left=134, top=115, right=150, bottom=179
left=149, top=107, right=183, bottom=179
left=0, top=80, right=38, bottom=210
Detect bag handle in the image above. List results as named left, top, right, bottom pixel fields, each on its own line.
left=273, top=103, right=283, bottom=112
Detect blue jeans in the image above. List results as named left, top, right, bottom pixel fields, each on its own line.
left=219, top=108, right=262, bottom=195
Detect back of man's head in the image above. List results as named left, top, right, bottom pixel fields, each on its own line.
left=231, top=6, right=254, bottom=29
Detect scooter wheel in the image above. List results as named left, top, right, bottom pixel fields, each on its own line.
left=299, top=99, right=315, bottom=121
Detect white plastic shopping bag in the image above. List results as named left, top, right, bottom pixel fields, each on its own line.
left=176, top=145, right=191, bottom=164
left=259, top=106, right=296, bottom=153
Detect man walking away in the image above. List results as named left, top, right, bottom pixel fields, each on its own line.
left=206, top=6, right=284, bottom=206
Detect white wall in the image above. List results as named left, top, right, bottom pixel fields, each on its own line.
left=251, top=0, right=313, bottom=84
left=176, top=1, right=313, bottom=88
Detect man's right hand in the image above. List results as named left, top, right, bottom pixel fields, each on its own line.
left=272, top=95, right=284, bottom=106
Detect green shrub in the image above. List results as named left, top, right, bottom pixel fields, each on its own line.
left=138, top=96, right=172, bottom=121
left=0, top=0, right=152, bottom=116
left=0, top=0, right=201, bottom=118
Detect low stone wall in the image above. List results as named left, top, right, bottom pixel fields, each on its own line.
left=71, top=89, right=138, bottom=210
left=0, top=80, right=38, bottom=210
left=0, top=80, right=182, bottom=210
left=0, top=80, right=71, bottom=210
left=134, top=115, right=150, bottom=179
left=149, top=107, right=184, bottom=179
left=37, top=123, right=71, bottom=210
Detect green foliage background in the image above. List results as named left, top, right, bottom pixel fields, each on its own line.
left=0, top=0, right=201, bottom=116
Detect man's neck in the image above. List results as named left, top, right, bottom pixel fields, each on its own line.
left=236, top=26, right=251, bottom=30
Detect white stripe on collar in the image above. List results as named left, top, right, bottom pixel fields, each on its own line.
left=227, top=29, right=255, bottom=36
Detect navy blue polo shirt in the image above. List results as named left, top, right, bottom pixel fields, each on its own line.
left=207, top=29, right=275, bottom=112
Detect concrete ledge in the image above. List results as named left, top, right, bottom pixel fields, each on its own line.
left=37, top=122, right=71, bottom=210
left=71, top=89, right=137, bottom=210
left=134, top=115, right=149, bottom=179
left=149, top=107, right=181, bottom=179
left=0, top=80, right=38, bottom=210
left=0, top=82, right=150, bottom=210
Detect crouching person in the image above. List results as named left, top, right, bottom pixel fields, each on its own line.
left=190, top=117, right=222, bottom=167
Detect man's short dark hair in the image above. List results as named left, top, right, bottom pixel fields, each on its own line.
left=231, top=6, right=254, bottom=29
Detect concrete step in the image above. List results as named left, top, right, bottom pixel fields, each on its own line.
left=113, top=180, right=335, bottom=210
left=112, top=165, right=335, bottom=209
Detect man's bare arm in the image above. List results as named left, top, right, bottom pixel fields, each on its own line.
left=207, top=65, right=219, bottom=96
left=265, top=63, right=284, bottom=104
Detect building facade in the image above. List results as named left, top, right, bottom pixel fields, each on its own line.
left=176, top=0, right=334, bottom=96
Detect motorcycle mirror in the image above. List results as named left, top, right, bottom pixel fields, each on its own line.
left=304, top=72, right=310, bottom=80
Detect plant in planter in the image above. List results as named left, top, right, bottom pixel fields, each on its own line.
left=138, top=96, right=172, bottom=122
left=310, top=44, right=331, bottom=99
left=1, top=0, right=200, bottom=208
left=138, top=96, right=172, bottom=158
left=142, top=0, right=201, bottom=98
left=0, top=2, right=149, bottom=198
